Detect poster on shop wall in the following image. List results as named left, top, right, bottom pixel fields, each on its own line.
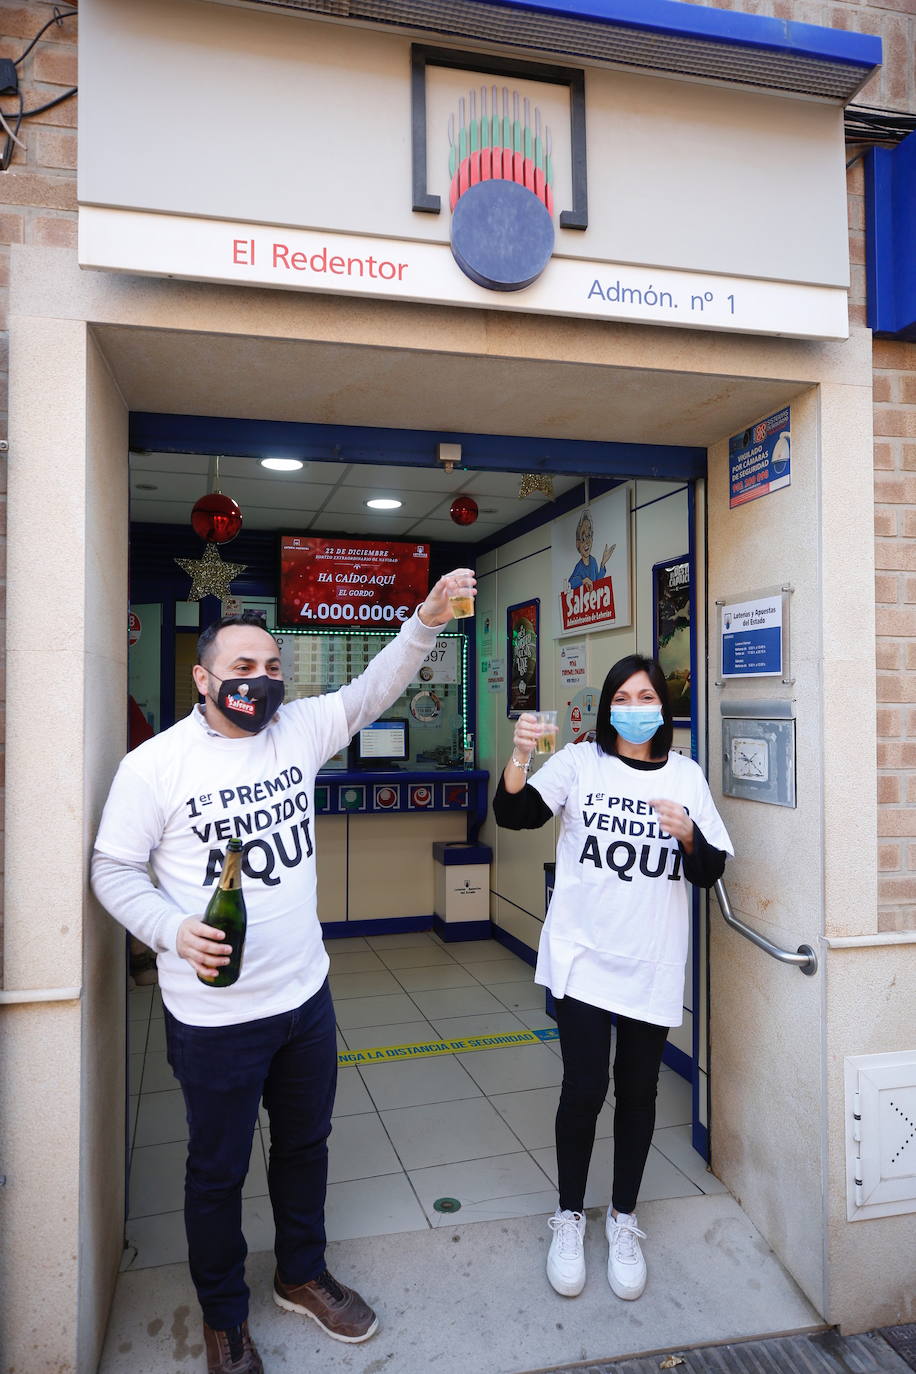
left=551, top=485, right=631, bottom=639
left=652, top=556, right=692, bottom=724
left=278, top=537, right=429, bottom=627
left=507, top=599, right=540, bottom=716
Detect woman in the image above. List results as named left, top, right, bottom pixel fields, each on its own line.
left=493, top=654, right=732, bottom=1302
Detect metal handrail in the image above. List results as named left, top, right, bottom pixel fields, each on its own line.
left=714, top=879, right=817, bottom=976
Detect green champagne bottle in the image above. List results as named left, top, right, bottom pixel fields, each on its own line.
left=198, top=838, right=247, bottom=988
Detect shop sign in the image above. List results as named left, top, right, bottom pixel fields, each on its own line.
left=80, top=208, right=848, bottom=342
left=729, top=409, right=791, bottom=508
left=559, top=641, right=587, bottom=692
left=719, top=595, right=784, bottom=678
left=278, top=536, right=429, bottom=627
left=128, top=609, right=141, bottom=648
left=80, top=10, right=852, bottom=342
left=483, top=657, right=505, bottom=693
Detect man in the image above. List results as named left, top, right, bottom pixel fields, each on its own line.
left=91, top=569, right=476, bottom=1374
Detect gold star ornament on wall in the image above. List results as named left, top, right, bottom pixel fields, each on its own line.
left=175, top=542, right=248, bottom=601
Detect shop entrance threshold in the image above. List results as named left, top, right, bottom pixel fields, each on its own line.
left=100, top=1194, right=822, bottom=1373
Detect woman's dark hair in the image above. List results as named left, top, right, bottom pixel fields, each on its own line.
left=594, top=653, right=673, bottom=758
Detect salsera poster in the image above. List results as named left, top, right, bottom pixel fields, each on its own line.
left=279, top=537, right=429, bottom=626
left=551, top=486, right=630, bottom=638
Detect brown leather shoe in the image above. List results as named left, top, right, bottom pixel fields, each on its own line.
left=273, top=1268, right=379, bottom=1343
left=203, top=1320, right=264, bottom=1374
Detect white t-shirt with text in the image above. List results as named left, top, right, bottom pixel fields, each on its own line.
left=95, top=694, right=348, bottom=1027
left=529, top=744, right=733, bottom=1027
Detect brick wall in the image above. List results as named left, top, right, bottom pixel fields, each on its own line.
left=873, top=337, right=916, bottom=931
left=0, top=2, right=78, bottom=436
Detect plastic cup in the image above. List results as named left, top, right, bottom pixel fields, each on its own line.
left=534, top=710, right=558, bottom=755
left=449, top=591, right=475, bottom=618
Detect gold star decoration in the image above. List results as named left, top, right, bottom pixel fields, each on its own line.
left=175, top=542, right=248, bottom=601
left=518, top=472, right=555, bottom=500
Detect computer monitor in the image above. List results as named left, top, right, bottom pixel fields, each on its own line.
left=353, top=718, right=409, bottom=768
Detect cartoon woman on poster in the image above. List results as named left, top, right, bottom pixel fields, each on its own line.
left=568, top=510, right=615, bottom=591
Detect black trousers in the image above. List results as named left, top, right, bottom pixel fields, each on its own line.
left=554, top=995, right=669, bottom=1215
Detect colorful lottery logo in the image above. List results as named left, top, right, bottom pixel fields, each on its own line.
left=409, top=785, right=433, bottom=809
left=226, top=691, right=255, bottom=716
left=444, top=785, right=468, bottom=809
left=448, top=86, right=555, bottom=292
left=374, top=785, right=400, bottom=810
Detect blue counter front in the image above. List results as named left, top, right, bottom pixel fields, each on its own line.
left=315, top=769, right=489, bottom=836
left=314, top=770, right=490, bottom=934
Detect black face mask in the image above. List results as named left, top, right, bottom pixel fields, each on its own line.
left=209, top=674, right=285, bottom=734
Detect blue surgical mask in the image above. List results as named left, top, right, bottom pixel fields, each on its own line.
left=611, top=705, right=663, bottom=744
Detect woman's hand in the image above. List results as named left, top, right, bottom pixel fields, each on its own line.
left=513, top=712, right=541, bottom=759
left=502, top=712, right=539, bottom=794
left=649, top=798, right=694, bottom=853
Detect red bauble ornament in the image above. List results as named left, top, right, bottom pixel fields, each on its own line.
left=450, top=495, right=479, bottom=526
left=191, top=492, right=243, bottom=544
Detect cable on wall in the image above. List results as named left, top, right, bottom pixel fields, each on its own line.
left=0, top=6, right=78, bottom=173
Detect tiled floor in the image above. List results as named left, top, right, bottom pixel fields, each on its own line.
left=125, top=930, right=725, bottom=1271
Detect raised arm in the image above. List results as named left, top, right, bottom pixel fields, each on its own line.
left=338, top=568, right=475, bottom=736
left=493, top=712, right=563, bottom=830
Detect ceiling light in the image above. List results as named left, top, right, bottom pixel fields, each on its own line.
left=366, top=498, right=403, bottom=511
left=260, top=457, right=304, bottom=472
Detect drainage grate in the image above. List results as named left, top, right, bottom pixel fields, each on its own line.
left=880, top=1327, right=916, bottom=1372
left=527, top=1330, right=914, bottom=1374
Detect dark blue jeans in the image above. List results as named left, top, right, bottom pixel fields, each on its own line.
left=163, top=977, right=337, bottom=1330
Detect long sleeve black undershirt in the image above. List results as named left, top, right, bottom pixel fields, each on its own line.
left=492, top=755, right=727, bottom=890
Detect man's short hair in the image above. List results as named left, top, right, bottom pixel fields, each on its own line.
left=196, top=612, right=278, bottom=669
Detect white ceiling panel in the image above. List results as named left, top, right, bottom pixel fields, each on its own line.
left=305, top=511, right=418, bottom=537
left=404, top=517, right=505, bottom=543
left=129, top=449, right=583, bottom=541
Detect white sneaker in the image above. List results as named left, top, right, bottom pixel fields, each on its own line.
left=605, top=1209, right=647, bottom=1300
left=546, top=1209, right=586, bottom=1296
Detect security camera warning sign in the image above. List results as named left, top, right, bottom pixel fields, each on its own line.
left=729, top=408, right=791, bottom=508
